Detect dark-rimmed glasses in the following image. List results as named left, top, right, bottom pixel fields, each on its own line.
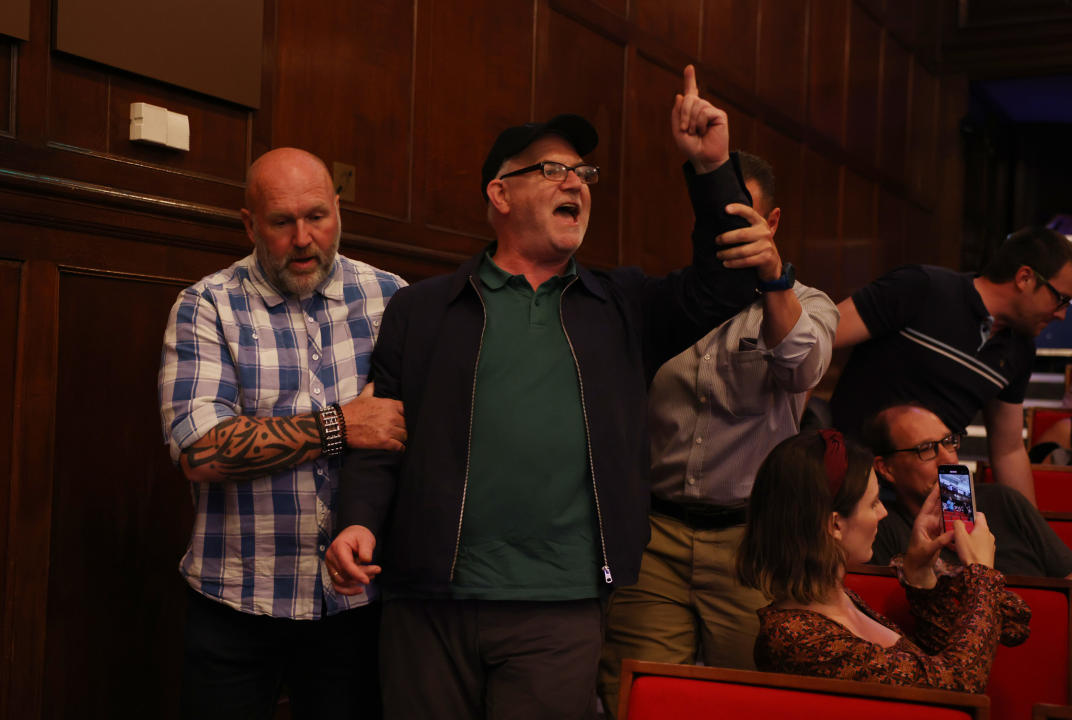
left=498, top=161, right=600, bottom=185
left=884, top=433, right=962, bottom=461
left=1032, top=269, right=1072, bottom=310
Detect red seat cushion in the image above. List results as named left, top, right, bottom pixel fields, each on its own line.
left=1031, top=410, right=1072, bottom=445
left=625, top=676, right=974, bottom=720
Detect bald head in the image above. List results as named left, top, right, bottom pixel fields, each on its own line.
left=241, top=147, right=341, bottom=296
left=245, top=148, right=335, bottom=212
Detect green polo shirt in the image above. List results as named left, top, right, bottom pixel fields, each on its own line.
left=449, top=252, right=601, bottom=600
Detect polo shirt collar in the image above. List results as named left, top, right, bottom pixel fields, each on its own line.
left=478, top=250, right=577, bottom=290
left=247, top=254, right=343, bottom=307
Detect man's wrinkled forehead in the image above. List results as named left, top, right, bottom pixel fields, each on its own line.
left=889, top=406, right=949, bottom=447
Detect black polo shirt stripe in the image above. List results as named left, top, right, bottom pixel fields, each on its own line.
left=900, top=328, right=1009, bottom=389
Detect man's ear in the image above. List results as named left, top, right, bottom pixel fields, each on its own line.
left=487, top=179, right=510, bottom=215
left=1015, top=265, right=1036, bottom=292
left=766, top=206, right=781, bottom=238
left=241, top=208, right=256, bottom=246
left=872, top=456, right=892, bottom=485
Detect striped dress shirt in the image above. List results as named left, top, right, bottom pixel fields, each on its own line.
left=159, top=253, right=405, bottom=619
left=648, top=284, right=838, bottom=507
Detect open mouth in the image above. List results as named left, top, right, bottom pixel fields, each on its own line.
left=554, top=203, right=580, bottom=222
left=289, top=256, right=319, bottom=271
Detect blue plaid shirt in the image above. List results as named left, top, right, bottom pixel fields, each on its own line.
left=159, top=253, right=405, bottom=619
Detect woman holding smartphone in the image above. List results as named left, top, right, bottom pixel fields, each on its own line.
left=737, top=429, right=1030, bottom=692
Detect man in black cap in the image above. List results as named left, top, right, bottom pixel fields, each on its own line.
left=325, top=65, right=775, bottom=719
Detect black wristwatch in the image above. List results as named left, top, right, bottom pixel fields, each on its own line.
left=758, top=262, right=795, bottom=293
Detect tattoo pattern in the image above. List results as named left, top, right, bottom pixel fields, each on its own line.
left=184, top=414, right=322, bottom=479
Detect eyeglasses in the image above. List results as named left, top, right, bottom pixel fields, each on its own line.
left=498, top=161, right=600, bottom=185
left=884, top=433, right=961, bottom=461
left=1032, top=269, right=1072, bottom=310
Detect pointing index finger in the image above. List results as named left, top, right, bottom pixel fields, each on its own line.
left=683, top=64, right=698, bottom=97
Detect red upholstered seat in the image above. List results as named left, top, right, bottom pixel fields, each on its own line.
left=976, top=463, right=1072, bottom=513
left=845, top=568, right=1072, bottom=720
left=618, top=660, right=987, bottom=720
left=1044, top=514, right=1072, bottom=551
left=1027, top=408, right=1072, bottom=446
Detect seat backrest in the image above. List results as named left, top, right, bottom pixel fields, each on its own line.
left=1028, top=408, right=1072, bottom=446
left=1044, top=513, right=1072, bottom=551
left=618, top=660, right=988, bottom=720
left=845, top=569, right=1072, bottom=720
left=976, top=462, right=1072, bottom=513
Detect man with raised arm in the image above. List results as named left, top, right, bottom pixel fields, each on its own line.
left=158, top=147, right=406, bottom=718
left=325, top=66, right=770, bottom=719
left=830, top=227, right=1072, bottom=506
left=597, top=152, right=838, bottom=717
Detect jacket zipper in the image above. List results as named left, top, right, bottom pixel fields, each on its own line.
left=560, top=277, right=613, bottom=585
left=448, top=275, right=488, bottom=581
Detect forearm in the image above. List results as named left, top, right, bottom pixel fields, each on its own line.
left=760, top=290, right=803, bottom=348
left=988, top=444, right=1037, bottom=506
left=180, top=414, right=322, bottom=483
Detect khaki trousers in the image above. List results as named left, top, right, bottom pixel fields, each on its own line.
left=597, top=513, right=767, bottom=719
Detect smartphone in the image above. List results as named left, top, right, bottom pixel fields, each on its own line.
left=937, top=464, right=976, bottom=534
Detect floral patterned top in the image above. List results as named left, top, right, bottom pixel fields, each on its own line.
left=755, top=563, right=1031, bottom=693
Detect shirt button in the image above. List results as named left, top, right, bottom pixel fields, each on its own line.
left=699, top=396, right=708, bottom=404
left=687, top=476, right=696, bottom=485
left=695, top=437, right=703, bottom=444
left=373, top=320, right=380, bottom=327
left=319, top=544, right=326, bottom=553
left=251, top=332, right=259, bottom=340
left=313, top=387, right=321, bottom=395
left=316, top=468, right=324, bottom=476
left=307, top=315, right=315, bottom=323
left=312, top=354, right=320, bottom=361
left=703, top=354, right=711, bottom=361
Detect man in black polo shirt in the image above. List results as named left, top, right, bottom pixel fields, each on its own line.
left=831, top=227, right=1072, bottom=505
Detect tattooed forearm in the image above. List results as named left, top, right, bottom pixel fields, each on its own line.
left=181, top=414, right=322, bottom=482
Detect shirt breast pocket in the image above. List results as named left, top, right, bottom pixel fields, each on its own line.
left=716, top=348, right=771, bottom=417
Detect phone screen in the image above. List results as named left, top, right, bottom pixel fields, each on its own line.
left=937, top=464, right=975, bottom=534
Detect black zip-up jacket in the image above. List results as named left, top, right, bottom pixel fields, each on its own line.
left=337, top=156, right=757, bottom=593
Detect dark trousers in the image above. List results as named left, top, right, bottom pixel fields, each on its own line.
left=380, top=597, right=602, bottom=720
left=181, top=588, right=381, bottom=720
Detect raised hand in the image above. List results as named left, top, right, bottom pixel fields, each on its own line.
left=902, top=484, right=954, bottom=588
left=716, top=204, right=781, bottom=281
left=671, top=64, right=730, bottom=173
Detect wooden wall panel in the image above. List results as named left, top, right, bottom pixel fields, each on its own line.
left=845, top=4, right=882, bottom=164
left=752, top=124, right=804, bottom=272
left=623, top=54, right=693, bottom=274
left=1, top=39, right=13, bottom=134
left=878, top=35, right=910, bottom=185
left=419, top=0, right=532, bottom=246
left=42, top=270, right=193, bottom=718
left=702, top=0, right=757, bottom=95
left=48, top=55, right=250, bottom=183
left=756, top=0, right=808, bottom=124
left=908, top=60, right=938, bottom=203
left=842, top=168, right=876, bottom=291
left=48, top=55, right=110, bottom=151
left=632, top=0, right=701, bottom=57
left=808, top=0, right=848, bottom=145
left=876, top=186, right=907, bottom=275
left=0, top=261, right=20, bottom=635
left=801, top=147, right=842, bottom=299
left=537, top=7, right=625, bottom=267
left=273, top=0, right=414, bottom=220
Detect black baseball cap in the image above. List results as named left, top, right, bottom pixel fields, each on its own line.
left=481, top=114, right=598, bottom=201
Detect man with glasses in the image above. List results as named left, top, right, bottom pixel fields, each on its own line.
left=862, top=403, right=1072, bottom=578
left=326, top=66, right=770, bottom=719
left=831, top=226, right=1072, bottom=506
